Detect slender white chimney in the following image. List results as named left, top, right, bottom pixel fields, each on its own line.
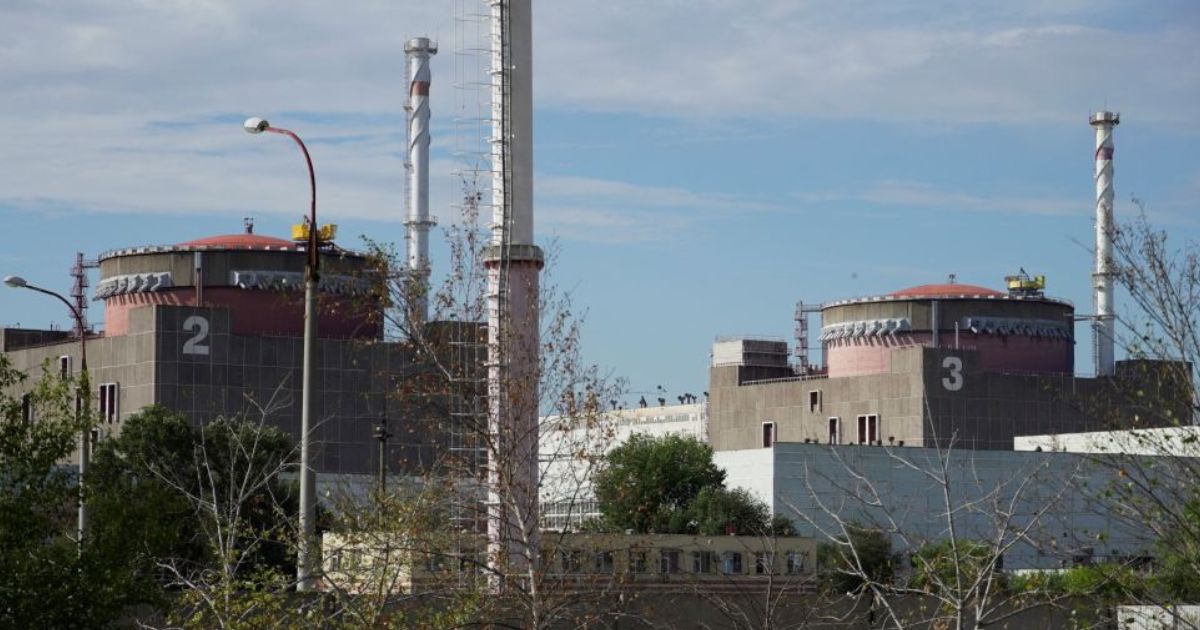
left=485, top=0, right=543, bottom=582
left=405, top=37, right=437, bottom=323
left=1090, top=110, right=1119, bottom=376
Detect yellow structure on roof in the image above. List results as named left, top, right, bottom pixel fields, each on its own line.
left=1005, top=271, right=1046, bottom=296
left=291, top=223, right=338, bottom=243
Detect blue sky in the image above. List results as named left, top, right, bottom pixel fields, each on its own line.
left=1, top=0, right=1197, bottom=403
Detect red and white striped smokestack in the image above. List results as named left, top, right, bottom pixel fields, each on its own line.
left=485, top=0, right=543, bottom=584
left=1090, top=110, right=1119, bottom=376
left=405, top=37, right=437, bottom=323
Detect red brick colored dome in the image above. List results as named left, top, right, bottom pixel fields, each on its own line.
left=178, top=233, right=296, bottom=249
left=891, top=283, right=1004, bottom=298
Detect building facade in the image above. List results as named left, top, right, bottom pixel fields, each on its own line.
left=709, top=282, right=1181, bottom=453
left=1, top=229, right=452, bottom=477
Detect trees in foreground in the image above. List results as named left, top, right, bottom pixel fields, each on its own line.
left=0, top=355, right=125, bottom=628
left=594, top=433, right=795, bottom=537
left=87, top=405, right=300, bottom=627
left=0, top=363, right=302, bottom=630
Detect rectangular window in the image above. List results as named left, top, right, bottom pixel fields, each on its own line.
left=660, top=549, right=681, bottom=574
left=629, top=550, right=648, bottom=574
left=21, top=393, right=33, bottom=422
left=723, top=552, right=743, bottom=575
left=761, top=422, right=776, bottom=448
left=858, top=414, right=880, bottom=444
left=869, top=414, right=879, bottom=444
left=424, top=553, right=448, bottom=573
left=692, top=550, right=714, bottom=574
left=99, top=383, right=120, bottom=424
left=808, top=390, right=822, bottom=413
left=594, top=551, right=614, bottom=573
left=755, top=552, right=774, bottom=575
left=59, top=355, right=72, bottom=378
left=828, top=417, right=840, bottom=444
left=561, top=550, right=583, bottom=574
left=786, top=551, right=807, bottom=575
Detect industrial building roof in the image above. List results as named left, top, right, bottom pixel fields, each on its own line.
left=178, top=233, right=297, bottom=249
left=891, top=283, right=1005, bottom=298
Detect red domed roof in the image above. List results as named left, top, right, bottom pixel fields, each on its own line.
left=891, top=283, right=1004, bottom=298
left=178, top=233, right=296, bottom=249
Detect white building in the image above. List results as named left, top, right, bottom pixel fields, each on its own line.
left=539, top=403, right=706, bottom=529
left=1015, top=426, right=1200, bottom=456
left=715, top=442, right=1170, bottom=570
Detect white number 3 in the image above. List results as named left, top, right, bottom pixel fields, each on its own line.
left=183, top=315, right=210, bottom=356
left=942, top=356, right=963, bottom=391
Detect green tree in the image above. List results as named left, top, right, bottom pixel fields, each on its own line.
left=817, top=524, right=895, bottom=595
left=84, top=405, right=301, bottom=627
left=909, top=539, right=1000, bottom=596
left=770, top=513, right=798, bottom=537
left=0, top=356, right=134, bottom=628
left=593, top=434, right=725, bottom=534
left=86, top=406, right=205, bottom=610
left=690, top=486, right=770, bottom=536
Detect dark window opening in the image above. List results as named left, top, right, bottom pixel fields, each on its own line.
left=762, top=422, right=776, bottom=448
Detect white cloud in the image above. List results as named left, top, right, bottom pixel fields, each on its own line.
left=0, top=0, right=1195, bottom=239
left=795, top=180, right=1086, bottom=217
left=535, top=1, right=1198, bottom=125
left=536, top=175, right=785, bottom=243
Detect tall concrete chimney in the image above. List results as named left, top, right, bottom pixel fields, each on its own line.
left=1090, top=110, right=1120, bottom=376
left=485, top=0, right=543, bottom=582
left=405, top=37, right=437, bottom=323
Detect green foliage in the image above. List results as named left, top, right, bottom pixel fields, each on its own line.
left=1151, top=499, right=1200, bottom=602
left=1008, top=563, right=1142, bottom=602
left=817, top=524, right=896, bottom=594
left=771, top=513, right=799, bottom=537
left=910, top=539, right=999, bottom=594
left=167, top=567, right=303, bottom=630
left=90, top=406, right=299, bottom=585
left=0, top=356, right=129, bottom=628
left=87, top=406, right=205, bottom=609
left=690, top=486, right=770, bottom=536
left=594, top=434, right=802, bottom=538
left=593, top=434, right=725, bottom=534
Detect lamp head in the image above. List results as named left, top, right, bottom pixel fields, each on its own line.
left=4, top=275, right=28, bottom=288
left=243, top=117, right=270, bottom=134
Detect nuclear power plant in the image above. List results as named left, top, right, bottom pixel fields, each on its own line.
left=1, top=0, right=1193, bottom=592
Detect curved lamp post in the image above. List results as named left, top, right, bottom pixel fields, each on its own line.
left=243, top=117, right=319, bottom=591
left=4, top=275, right=91, bottom=552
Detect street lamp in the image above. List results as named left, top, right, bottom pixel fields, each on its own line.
left=4, top=275, right=91, bottom=552
left=243, top=117, right=319, bottom=592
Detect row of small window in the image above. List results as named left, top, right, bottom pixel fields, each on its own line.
left=328, top=547, right=812, bottom=577
left=555, top=549, right=808, bottom=576
left=21, top=379, right=120, bottom=425
left=761, top=414, right=882, bottom=447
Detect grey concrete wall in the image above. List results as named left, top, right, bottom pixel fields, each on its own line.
left=709, top=345, right=1140, bottom=454
left=708, top=347, right=926, bottom=452
left=99, top=248, right=369, bottom=287
left=729, top=442, right=1154, bottom=570
left=822, top=297, right=1073, bottom=332
left=921, top=347, right=1121, bottom=449
left=2, top=303, right=445, bottom=476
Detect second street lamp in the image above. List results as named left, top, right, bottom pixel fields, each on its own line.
left=4, top=274, right=92, bottom=553
left=244, top=117, right=319, bottom=592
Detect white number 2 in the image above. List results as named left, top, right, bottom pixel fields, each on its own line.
left=183, top=315, right=210, bottom=356
left=942, top=356, right=963, bottom=391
